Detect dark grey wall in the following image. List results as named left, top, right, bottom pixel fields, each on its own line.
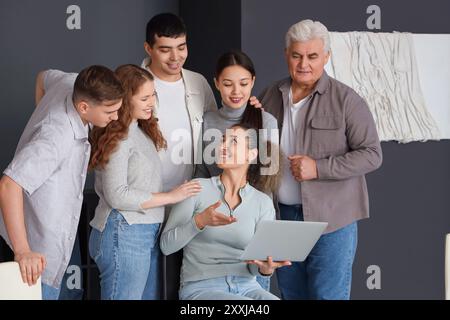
left=241, top=0, right=450, bottom=299
left=0, top=0, right=178, bottom=173
left=180, top=0, right=241, bottom=103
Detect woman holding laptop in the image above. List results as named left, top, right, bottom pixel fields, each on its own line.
left=160, top=123, right=291, bottom=300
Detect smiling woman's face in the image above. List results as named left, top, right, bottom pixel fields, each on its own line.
left=130, top=80, right=157, bottom=121
left=217, top=126, right=257, bottom=169
left=214, top=65, right=255, bottom=109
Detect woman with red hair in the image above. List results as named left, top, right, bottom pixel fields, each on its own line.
left=88, top=64, right=201, bottom=300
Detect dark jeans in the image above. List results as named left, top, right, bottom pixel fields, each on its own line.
left=58, top=234, right=84, bottom=300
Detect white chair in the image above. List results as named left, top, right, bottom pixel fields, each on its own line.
left=446, top=234, right=449, bottom=300
left=0, top=261, right=41, bottom=300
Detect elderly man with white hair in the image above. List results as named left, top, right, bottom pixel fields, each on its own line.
left=259, top=19, right=383, bottom=300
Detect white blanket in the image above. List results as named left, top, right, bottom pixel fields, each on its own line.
left=326, top=31, right=445, bottom=143
left=413, top=34, right=450, bottom=140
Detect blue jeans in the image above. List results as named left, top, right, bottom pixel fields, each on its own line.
left=179, top=276, right=279, bottom=300
left=89, top=209, right=162, bottom=300
left=42, top=283, right=61, bottom=300
left=276, top=203, right=358, bottom=300
left=256, top=275, right=270, bottom=291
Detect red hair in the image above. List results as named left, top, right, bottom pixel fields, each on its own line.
left=89, top=64, right=166, bottom=170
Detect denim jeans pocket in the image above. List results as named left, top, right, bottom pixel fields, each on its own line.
left=113, top=209, right=132, bottom=231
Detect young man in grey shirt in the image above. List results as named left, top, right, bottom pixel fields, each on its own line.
left=0, top=66, right=124, bottom=299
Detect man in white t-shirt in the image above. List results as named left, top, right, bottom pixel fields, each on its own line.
left=141, top=13, right=266, bottom=299
left=140, top=13, right=217, bottom=300
left=141, top=13, right=217, bottom=193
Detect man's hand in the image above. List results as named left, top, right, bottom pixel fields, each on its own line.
left=246, top=256, right=291, bottom=276
left=194, top=200, right=237, bottom=230
left=249, top=96, right=263, bottom=109
left=0, top=175, right=46, bottom=286
left=288, top=155, right=318, bottom=182
left=15, top=251, right=46, bottom=286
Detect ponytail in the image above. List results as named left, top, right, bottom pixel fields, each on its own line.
left=231, top=123, right=282, bottom=194
left=247, top=140, right=282, bottom=194
left=240, top=102, right=263, bottom=131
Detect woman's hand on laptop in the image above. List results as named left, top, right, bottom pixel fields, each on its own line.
left=246, top=256, right=291, bottom=276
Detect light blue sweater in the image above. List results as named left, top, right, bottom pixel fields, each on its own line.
left=160, top=176, right=275, bottom=283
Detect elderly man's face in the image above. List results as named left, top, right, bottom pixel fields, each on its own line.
left=285, top=38, right=330, bottom=88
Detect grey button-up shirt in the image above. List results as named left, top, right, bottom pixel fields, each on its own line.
left=259, top=71, right=383, bottom=233
left=0, top=70, right=89, bottom=287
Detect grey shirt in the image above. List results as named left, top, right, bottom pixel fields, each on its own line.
left=160, top=176, right=275, bottom=284
left=259, top=71, right=383, bottom=233
left=195, top=103, right=279, bottom=178
left=90, top=121, right=164, bottom=232
left=0, top=70, right=89, bottom=287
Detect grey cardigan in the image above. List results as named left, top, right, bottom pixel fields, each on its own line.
left=259, top=71, right=382, bottom=233
left=90, top=122, right=165, bottom=231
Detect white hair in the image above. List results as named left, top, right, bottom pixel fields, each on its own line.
left=285, top=19, right=330, bottom=53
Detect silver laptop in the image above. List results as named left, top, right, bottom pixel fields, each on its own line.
left=240, top=220, right=328, bottom=262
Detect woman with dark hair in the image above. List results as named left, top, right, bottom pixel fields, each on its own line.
left=161, top=123, right=288, bottom=300
left=88, top=64, right=201, bottom=300
left=195, top=51, right=280, bottom=291
left=196, top=50, right=279, bottom=189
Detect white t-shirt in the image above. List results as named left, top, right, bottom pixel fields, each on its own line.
left=277, top=88, right=311, bottom=205
left=153, top=76, right=193, bottom=192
